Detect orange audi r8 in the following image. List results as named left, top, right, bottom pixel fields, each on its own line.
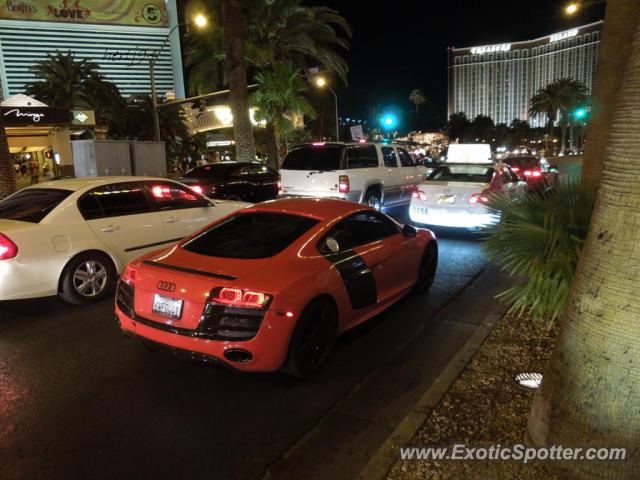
left=115, top=198, right=438, bottom=377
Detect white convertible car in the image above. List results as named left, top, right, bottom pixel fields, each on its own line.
left=0, top=177, right=249, bottom=304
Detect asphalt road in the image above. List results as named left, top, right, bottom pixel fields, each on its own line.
left=0, top=208, right=490, bottom=480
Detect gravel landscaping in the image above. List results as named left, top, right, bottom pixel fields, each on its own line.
left=387, top=312, right=559, bottom=480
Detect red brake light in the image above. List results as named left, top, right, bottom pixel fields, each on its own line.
left=339, top=175, right=350, bottom=193
left=312, top=142, right=325, bottom=147
left=412, top=190, right=419, bottom=198
left=523, top=169, right=542, bottom=178
left=510, top=166, right=520, bottom=172
left=0, top=233, right=18, bottom=260
left=469, top=193, right=489, bottom=204
left=213, top=287, right=271, bottom=308
left=191, top=185, right=204, bottom=195
left=277, top=175, right=282, bottom=191
left=121, top=265, right=137, bottom=285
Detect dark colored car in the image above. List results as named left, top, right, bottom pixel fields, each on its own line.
left=504, top=155, right=558, bottom=192
left=179, top=162, right=280, bottom=203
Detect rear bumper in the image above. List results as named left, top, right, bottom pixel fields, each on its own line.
left=410, top=205, right=499, bottom=229
left=116, top=304, right=297, bottom=372
left=278, top=191, right=362, bottom=203
left=0, top=258, right=61, bottom=300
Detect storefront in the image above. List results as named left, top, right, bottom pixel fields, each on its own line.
left=2, top=94, right=95, bottom=177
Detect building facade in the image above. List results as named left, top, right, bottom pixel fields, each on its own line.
left=0, top=0, right=185, bottom=99
left=448, top=21, right=602, bottom=127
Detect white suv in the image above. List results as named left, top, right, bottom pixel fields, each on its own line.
left=279, top=142, right=428, bottom=209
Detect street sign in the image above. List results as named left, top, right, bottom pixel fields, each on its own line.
left=350, top=125, right=364, bottom=141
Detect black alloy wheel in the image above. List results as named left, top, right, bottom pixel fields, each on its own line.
left=283, top=298, right=337, bottom=378
left=415, top=242, right=438, bottom=293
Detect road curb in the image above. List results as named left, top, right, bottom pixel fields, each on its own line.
left=355, top=310, right=503, bottom=480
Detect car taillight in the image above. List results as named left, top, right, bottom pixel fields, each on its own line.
left=469, top=193, right=489, bottom=204
left=339, top=175, right=350, bottom=193
left=191, top=185, right=204, bottom=195
left=523, top=169, right=542, bottom=178
left=277, top=175, right=282, bottom=191
left=510, top=166, right=520, bottom=172
left=212, top=287, right=272, bottom=308
left=0, top=233, right=18, bottom=260
left=121, top=265, right=137, bottom=285
left=412, top=189, right=427, bottom=201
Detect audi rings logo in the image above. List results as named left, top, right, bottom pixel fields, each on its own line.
left=157, top=280, right=176, bottom=292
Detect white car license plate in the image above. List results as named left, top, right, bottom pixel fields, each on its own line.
left=438, top=194, right=456, bottom=204
left=152, top=294, right=183, bottom=320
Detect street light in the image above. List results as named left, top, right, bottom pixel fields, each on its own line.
left=150, top=14, right=207, bottom=141
left=315, top=76, right=339, bottom=141
left=565, top=1, right=606, bottom=15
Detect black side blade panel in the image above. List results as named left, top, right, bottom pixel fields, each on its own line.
left=323, top=250, right=377, bottom=310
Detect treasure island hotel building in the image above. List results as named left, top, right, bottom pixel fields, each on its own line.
left=448, top=21, right=602, bottom=127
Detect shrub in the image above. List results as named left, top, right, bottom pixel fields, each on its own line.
left=483, top=181, right=595, bottom=326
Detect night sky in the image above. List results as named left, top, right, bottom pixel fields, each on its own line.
left=307, top=0, right=606, bottom=127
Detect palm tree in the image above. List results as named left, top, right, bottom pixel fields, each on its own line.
left=0, top=84, right=17, bottom=199
left=555, top=78, right=589, bottom=152
left=183, top=14, right=227, bottom=95
left=409, top=89, right=426, bottom=115
left=530, top=83, right=562, bottom=153
left=580, top=2, right=640, bottom=193
left=24, top=51, right=125, bottom=137
left=252, top=62, right=316, bottom=168
left=243, top=0, right=351, bottom=82
left=219, top=0, right=256, bottom=163
left=185, top=0, right=351, bottom=162
left=526, top=3, right=640, bottom=478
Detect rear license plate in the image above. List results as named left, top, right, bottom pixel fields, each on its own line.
left=438, top=194, right=456, bottom=204
left=152, top=294, right=183, bottom=320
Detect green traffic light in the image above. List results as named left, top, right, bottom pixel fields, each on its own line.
left=575, top=109, right=586, bottom=118
left=380, top=113, right=397, bottom=129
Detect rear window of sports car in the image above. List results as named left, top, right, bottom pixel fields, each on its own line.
left=182, top=212, right=320, bottom=259
left=0, top=188, right=73, bottom=223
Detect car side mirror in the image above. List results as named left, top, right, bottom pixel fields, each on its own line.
left=403, top=224, right=417, bottom=237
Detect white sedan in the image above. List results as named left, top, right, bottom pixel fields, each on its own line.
left=409, top=162, right=525, bottom=230
left=0, top=177, right=249, bottom=304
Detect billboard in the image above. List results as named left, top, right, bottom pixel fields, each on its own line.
left=0, top=0, right=168, bottom=27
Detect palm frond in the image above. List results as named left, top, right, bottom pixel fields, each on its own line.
left=483, top=179, right=595, bottom=326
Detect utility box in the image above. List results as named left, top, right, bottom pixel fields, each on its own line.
left=130, top=141, right=166, bottom=177
left=71, top=140, right=132, bottom=177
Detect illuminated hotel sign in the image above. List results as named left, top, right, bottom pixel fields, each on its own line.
left=470, top=44, right=511, bottom=55
left=550, top=29, right=578, bottom=43
left=0, top=0, right=168, bottom=27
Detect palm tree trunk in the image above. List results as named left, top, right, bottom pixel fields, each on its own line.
left=527, top=16, right=640, bottom=479
left=581, top=0, right=640, bottom=194
left=265, top=122, right=279, bottom=170
left=560, top=117, right=567, bottom=153
left=0, top=107, right=17, bottom=199
left=219, top=0, right=256, bottom=163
